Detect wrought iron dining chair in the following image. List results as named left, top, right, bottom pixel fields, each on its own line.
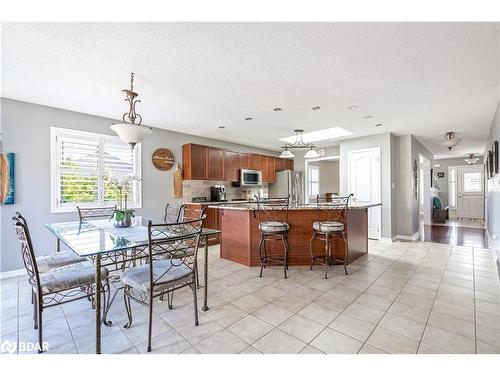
left=164, top=203, right=185, bottom=223
left=12, top=216, right=110, bottom=353
left=121, top=216, right=205, bottom=352
left=77, top=205, right=116, bottom=222
left=309, top=194, right=353, bottom=279
left=256, top=196, right=290, bottom=278
left=14, top=211, right=87, bottom=273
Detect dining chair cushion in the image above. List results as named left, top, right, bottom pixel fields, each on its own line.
left=39, top=261, right=109, bottom=294
left=121, top=260, right=194, bottom=293
left=259, top=221, right=289, bottom=233
left=36, top=251, right=87, bottom=273
left=313, top=221, right=345, bottom=233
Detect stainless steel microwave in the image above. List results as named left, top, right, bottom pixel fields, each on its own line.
left=239, top=169, right=262, bottom=187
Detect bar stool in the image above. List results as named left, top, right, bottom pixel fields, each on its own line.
left=256, top=196, right=290, bottom=278
left=309, top=194, right=353, bottom=279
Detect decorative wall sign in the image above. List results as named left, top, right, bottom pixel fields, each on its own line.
left=493, top=141, right=498, bottom=175
left=413, top=159, right=418, bottom=200
left=437, top=172, right=445, bottom=178
left=0, top=152, right=15, bottom=205
left=152, top=148, right=175, bottom=171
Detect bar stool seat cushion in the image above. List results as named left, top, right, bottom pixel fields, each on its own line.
left=259, top=221, right=289, bottom=233
left=121, top=260, right=193, bottom=293
left=313, top=221, right=344, bottom=233
left=39, top=261, right=109, bottom=294
left=36, top=251, right=87, bottom=273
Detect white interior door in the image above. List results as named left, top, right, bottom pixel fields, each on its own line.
left=457, top=165, right=484, bottom=219
left=348, top=148, right=381, bottom=240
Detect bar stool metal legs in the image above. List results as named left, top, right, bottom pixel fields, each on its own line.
left=309, top=231, right=348, bottom=279
left=259, top=231, right=289, bottom=279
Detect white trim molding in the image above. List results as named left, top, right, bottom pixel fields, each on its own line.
left=0, top=268, right=25, bottom=280
left=394, top=232, right=421, bottom=242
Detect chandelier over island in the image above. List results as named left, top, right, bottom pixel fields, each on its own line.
left=111, top=73, right=152, bottom=149
left=279, top=129, right=321, bottom=159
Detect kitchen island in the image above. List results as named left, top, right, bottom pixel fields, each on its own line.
left=210, top=203, right=381, bottom=267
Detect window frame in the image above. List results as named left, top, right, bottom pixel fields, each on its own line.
left=448, top=166, right=457, bottom=208
left=308, top=165, right=320, bottom=199
left=50, top=127, right=142, bottom=213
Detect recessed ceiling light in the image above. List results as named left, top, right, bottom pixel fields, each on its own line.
left=348, top=105, right=358, bottom=110
left=375, top=123, right=383, bottom=127
left=363, top=115, right=372, bottom=119
left=279, top=127, right=352, bottom=143
left=218, top=125, right=226, bottom=129
left=245, top=117, right=253, bottom=121
left=312, top=106, right=320, bottom=110
left=273, top=107, right=282, bottom=111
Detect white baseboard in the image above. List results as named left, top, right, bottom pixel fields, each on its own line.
left=0, top=268, right=24, bottom=280
left=379, top=237, right=394, bottom=244
left=394, top=232, right=421, bottom=241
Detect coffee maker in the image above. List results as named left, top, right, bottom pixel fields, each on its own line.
left=210, top=185, right=227, bottom=202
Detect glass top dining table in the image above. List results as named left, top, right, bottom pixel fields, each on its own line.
left=45, top=216, right=221, bottom=257
left=44, top=216, right=220, bottom=354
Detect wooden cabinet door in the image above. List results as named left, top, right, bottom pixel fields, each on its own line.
left=183, top=144, right=208, bottom=180
left=285, top=159, right=294, bottom=171
left=207, top=147, right=224, bottom=180
left=262, top=156, right=276, bottom=183
left=224, top=150, right=239, bottom=182
left=275, top=157, right=285, bottom=171
left=239, top=152, right=249, bottom=170
left=249, top=154, right=262, bottom=171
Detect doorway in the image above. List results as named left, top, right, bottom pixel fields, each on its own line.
left=419, top=154, right=431, bottom=226
left=347, top=148, right=381, bottom=240
left=304, top=156, right=339, bottom=203
left=456, top=165, right=484, bottom=219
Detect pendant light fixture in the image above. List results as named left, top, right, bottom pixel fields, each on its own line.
left=442, top=131, right=461, bottom=151
left=464, top=153, right=479, bottom=165
left=111, top=73, right=152, bottom=149
left=279, top=129, right=320, bottom=159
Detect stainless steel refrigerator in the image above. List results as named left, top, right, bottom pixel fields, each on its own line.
left=268, top=170, right=304, bottom=204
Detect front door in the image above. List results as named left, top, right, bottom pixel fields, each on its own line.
left=348, top=148, right=381, bottom=240
left=457, top=165, right=484, bottom=219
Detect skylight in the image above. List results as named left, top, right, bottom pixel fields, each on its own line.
left=279, top=127, right=352, bottom=143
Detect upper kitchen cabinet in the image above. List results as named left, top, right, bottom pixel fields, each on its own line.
left=285, top=158, right=294, bottom=171
left=224, top=150, right=239, bottom=182
left=182, top=143, right=208, bottom=180
left=207, top=147, right=224, bottom=180
left=239, top=152, right=250, bottom=169
left=249, top=154, right=262, bottom=171
left=275, top=157, right=285, bottom=171
left=262, top=155, right=276, bottom=183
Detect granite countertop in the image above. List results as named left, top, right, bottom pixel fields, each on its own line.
left=185, top=200, right=251, bottom=206
left=209, top=202, right=382, bottom=210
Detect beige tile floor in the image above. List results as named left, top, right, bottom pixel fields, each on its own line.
left=1, top=240, right=499, bottom=354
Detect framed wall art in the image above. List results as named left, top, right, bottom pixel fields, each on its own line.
left=493, top=140, right=498, bottom=175
left=0, top=152, right=15, bottom=205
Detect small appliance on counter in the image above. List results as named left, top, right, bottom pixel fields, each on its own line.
left=210, top=185, right=227, bottom=202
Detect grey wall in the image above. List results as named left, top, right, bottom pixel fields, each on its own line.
left=485, top=100, right=500, bottom=259
left=339, top=133, right=395, bottom=239
left=0, top=98, right=277, bottom=272
left=433, top=156, right=484, bottom=207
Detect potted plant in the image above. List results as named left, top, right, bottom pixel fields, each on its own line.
left=103, top=174, right=140, bottom=228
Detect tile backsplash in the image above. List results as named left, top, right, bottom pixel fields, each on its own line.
left=182, top=180, right=268, bottom=202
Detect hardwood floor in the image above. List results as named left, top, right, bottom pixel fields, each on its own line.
left=424, top=224, right=488, bottom=248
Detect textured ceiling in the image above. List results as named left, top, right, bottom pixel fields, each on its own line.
left=2, top=22, right=499, bottom=158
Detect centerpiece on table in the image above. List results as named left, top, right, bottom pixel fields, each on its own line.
left=103, top=174, right=141, bottom=228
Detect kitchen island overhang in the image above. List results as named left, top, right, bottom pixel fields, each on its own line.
left=210, top=203, right=382, bottom=267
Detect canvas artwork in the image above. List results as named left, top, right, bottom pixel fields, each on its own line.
left=493, top=140, right=499, bottom=175
left=0, top=152, right=15, bottom=204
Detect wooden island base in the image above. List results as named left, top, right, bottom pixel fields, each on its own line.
left=216, top=206, right=372, bottom=267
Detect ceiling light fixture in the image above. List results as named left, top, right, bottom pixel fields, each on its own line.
left=218, top=125, right=226, bottom=129
left=364, top=115, right=372, bottom=119
left=464, top=153, right=479, bottom=165
left=279, top=127, right=352, bottom=143
left=375, top=123, right=383, bottom=127
left=273, top=107, right=282, bottom=111
left=348, top=105, right=358, bottom=110
left=110, top=73, right=152, bottom=149
left=442, top=131, right=462, bottom=151
left=312, top=106, right=320, bottom=110
left=245, top=117, right=253, bottom=121
left=279, top=129, right=321, bottom=159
